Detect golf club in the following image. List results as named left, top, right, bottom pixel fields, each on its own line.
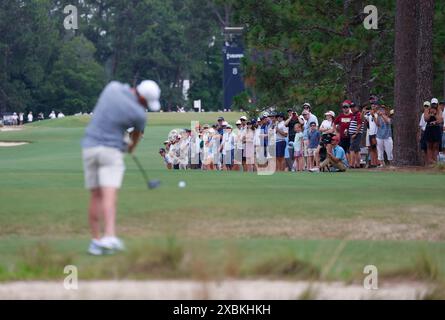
left=131, top=154, right=161, bottom=189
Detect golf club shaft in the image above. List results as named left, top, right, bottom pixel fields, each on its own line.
left=131, top=154, right=150, bottom=183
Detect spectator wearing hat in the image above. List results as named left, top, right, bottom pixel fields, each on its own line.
left=245, top=120, right=257, bottom=172
left=349, top=103, right=364, bottom=168
left=302, top=103, right=319, bottom=127
left=315, top=111, right=336, bottom=167
left=274, top=113, right=289, bottom=171
left=376, top=106, right=394, bottom=167
left=424, top=98, right=443, bottom=165
left=334, top=100, right=354, bottom=164
left=320, top=135, right=348, bottom=172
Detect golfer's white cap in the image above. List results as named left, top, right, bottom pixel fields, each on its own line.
left=431, top=98, right=439, bottom=105
left=137, top=80, right=161, bottom=112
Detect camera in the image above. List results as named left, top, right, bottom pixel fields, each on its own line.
left=320, top=134, right=333, bottom=146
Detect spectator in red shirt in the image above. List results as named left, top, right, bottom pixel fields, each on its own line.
left=334, top=100, right=354, bottom=165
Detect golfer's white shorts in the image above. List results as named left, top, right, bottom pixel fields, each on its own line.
left=82, top=146, right=125, bottom=189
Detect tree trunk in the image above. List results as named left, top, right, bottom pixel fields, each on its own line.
left=393, top=0, right=420, bottom=166
left=416, top=0, right=434, bottom=112
left=443, top=55, right=445, bottom=99
left=416, top=0, right=435, bottom=166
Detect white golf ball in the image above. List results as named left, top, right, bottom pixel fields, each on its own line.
left=178, top=181, right=186, bottom=188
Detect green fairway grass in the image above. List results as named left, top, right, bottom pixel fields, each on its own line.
left=0, top=113, right=444, bottom=282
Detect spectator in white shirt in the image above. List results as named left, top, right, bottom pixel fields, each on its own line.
left=419, top=101, right=430, bottom=157
left=275, top=113, right=289, bottom=171
left=27, top=112, right=33, bottom=123
left=364, top=103, right=379, bottom=167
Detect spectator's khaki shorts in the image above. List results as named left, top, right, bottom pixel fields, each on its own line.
left=82, top=146, right=125, bottom=189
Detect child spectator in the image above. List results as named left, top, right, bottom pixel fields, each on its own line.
left=293, top=123, right=305, bottom=172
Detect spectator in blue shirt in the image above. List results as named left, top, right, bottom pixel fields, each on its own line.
left=320, top=135, right=348, bottom=172
left=307, top=122, right=321, bottom=170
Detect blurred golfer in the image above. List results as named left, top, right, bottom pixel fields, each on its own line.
left=82, top=80, right=161, bottom=255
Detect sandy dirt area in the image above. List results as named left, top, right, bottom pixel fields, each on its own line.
left=0, top=142, right=28, bottom=147
left=0, top=280, right=429, bottom=300
left=0, top=127, right=24, bottom=132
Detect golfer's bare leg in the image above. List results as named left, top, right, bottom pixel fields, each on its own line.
left=101, top=187, right=118, bottom=237
left=89, top=188, right=102, bottom=240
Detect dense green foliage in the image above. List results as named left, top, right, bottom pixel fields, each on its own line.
left=2, top=1, right=445, bottom=118
left=0, top=0, right=225, bottom=114
left=233, top=0, right=445, bottom=115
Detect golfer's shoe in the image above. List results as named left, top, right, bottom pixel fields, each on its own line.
left=100, top=236, right=126, bottom=253
left=88, top=239, right=104, bottom=256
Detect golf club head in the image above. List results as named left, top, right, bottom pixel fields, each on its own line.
left=148, top=179, right=161, bottom=189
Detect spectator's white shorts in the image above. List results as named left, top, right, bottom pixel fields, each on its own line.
left=376, top=138, right=394, bottom=161
left=82, top=146, right=125, bottom=189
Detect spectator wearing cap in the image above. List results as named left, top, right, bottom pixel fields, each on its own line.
left=376, top=106, right=394, bottom=167
left=274, top=113, right=289, bottom=171
left=334, top=100, right=354, bottom=164
left=349, top=103, right=364, bottom=168
left=364, top=102, right=379, bottom=167
left=423, top=98, right=443, bottom=165
left=320, top=135, right=348, bottom=172
left=217, top=117, right=225, bottom=135
left=306, top=122, right=320, bottom=170
left=284, top=109, right=300, bottom=170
